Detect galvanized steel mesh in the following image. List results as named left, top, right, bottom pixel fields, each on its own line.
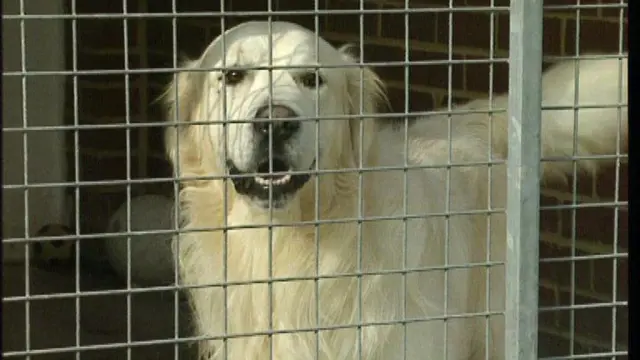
left=2, top=0, right=628, bottom=359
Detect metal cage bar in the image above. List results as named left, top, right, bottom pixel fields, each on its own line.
left=1, top=1, right=629, bottom=359
left=505, top=0, right=544, bottom=359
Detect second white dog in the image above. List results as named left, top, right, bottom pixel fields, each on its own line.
left=164, top=21, right=628, bottom=360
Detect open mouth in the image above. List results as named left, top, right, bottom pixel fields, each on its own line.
left=253, top=158, right=294, bottom=186
left=226, top=156, right=315, bottom=206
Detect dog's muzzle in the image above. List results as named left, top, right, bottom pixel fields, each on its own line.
left=252, top=104, right=301, bottom=142
left=226, top=104, right=314, bottom=207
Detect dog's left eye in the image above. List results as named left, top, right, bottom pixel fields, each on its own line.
left=298, top=72, right=326, bottom=88
left=221, top=69, right=247, bottom=86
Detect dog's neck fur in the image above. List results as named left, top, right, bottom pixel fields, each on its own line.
left=177, top=137, right=404, bottom=359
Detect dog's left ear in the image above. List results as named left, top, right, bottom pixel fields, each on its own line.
left=338, top=45, right=388, bottom=166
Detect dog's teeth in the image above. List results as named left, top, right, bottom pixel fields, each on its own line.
left=254, top=174, right=292, bottom=186
left=255, top=177, right=269, bottom=186
left=272, top=174, right=292, bottom=185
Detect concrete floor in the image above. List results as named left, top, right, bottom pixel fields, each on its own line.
left=4, top=264, right=565, bottom=359
left=3, top=264, right=196, bottom=360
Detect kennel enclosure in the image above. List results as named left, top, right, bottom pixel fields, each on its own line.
left=2, top=0, right=628, bottom=359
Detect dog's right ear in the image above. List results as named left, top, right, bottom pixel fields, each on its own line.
left=162, top=58, right=207, bottom=175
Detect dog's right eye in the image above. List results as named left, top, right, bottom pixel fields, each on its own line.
left=221, top=70, right=247, bottom=86
left=299, top=72, right=326, bottom=89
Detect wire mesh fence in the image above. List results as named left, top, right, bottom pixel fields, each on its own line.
left=2, top=0, right=628, bottom=359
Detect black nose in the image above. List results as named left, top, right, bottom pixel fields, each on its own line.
left=253, top=105, right=300, bottom=141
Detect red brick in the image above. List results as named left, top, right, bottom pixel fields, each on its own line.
left=417, top=0, right=467, bottom=7
left=542, top=313, right=573, bottom=343
left=324, top=0, right=380, bottom=10
left=542, top=292, right=572, bottom=326
left=539, top=307, right=563, bottom=330
left=555, top=288, right=582, bottom=307
left=76, top=1, right=127, bottom=14
left=416, top=62, right=465, bottom=92
left=546, top=6, right=601, bottom=19
left=80, top=151, right=130, bottom=182
left=496, top=15, right=567, bottom=54
left=619, top=163, right=629, bottom=200
left=79, top=128, right=126, bottom=155
left=559, top=204, right=617, bottom=245
left=409, top=11, right=439, bottom=44
left=76, top=19, right=125, bottom=51
left=365, top=43, right=450, bottom=64
left=378, top=12, right=413, bottom=41
left=364, top=48, right=465, bottom=107
left=411, top=92, right=437, bottom=112
left=495, top=14, right=509, bottom=51
left=593, top=258, right=629, bottom=301
left=595, top=164, right=620, bottom=200
left=541, top=264, right=628, bottom=356
left=543, top=16, right=567, bottom=55
left=324, top=13, right=378, bottom=39
left=538, top=330, right=572, bottom=357
left=617, top=208, right=628, bottom=250
left=540, top=208, right=561, bottom=234
left=540, top=257, right=571, bottom=289
left=77, top=76, right=128, bottom=119
left=574, top=258, right=593, bottom=291
left=390, top=86, right=410, bottom=111
left=464, top=0, right=509, bottom=6
left=576, top=172, right=596, bottom=198
left=374, top=65, right=406, bottom=86
left=540, top=195, right=562, bottom=234
left=599, top=1, right=628, bottom=18
left=541, top=250, right=607, bottom=301
left=385, top=87, right=407, bottom=113
left=542, top=164, right=616, bottom=204
left=574, top=304, right=615, bottom=345
left=365, top=44, right=408, bottom=63
left=223, top=1, right=267, bottom=12
left=591, top=257, right=617, bottom=296
left=596, top=163, right=628, bottom=200
left=463, top=56, right=509, bottom=94
left=174, top=21, right=213, bottom=53
left=616, top=306, right=628, bottom=343
left=540, top=236, right=572, bottom=258
left=274, top=0, right=320, bottom=11
left=565, top=18, right=628, bottom=55
left=385, top=86, right=438, bottom=113
left=544, top=0, right=601, bottom=5
left=440, top=94, right=473, bottom=108
left=77, top=52, right=122, bottom=72
left=437, top=11, right=496, bottom=50
left=545, top=0, right=626, bottom=18
left=540, top=194, right=560, bottom=207
left=616, top=258, right=628, bottom=300
left=539, top=283, right=560, bottom=308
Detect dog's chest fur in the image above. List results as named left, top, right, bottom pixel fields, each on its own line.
left=214, top=203, right=399, bottom=359
left=179, top=182, right=454, bottom=359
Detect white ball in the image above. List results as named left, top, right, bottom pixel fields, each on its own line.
left=104, top=194, right=176, bottom=286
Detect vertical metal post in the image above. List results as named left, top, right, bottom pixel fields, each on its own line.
left=505, top=0, right=543, bottom=358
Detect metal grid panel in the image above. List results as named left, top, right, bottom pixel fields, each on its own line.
left=2, top=0, right=628, bottom=359
left=505, top=0, right=543, bottom=358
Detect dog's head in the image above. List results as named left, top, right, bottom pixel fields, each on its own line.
left=164, top=21, right=386, bottom=209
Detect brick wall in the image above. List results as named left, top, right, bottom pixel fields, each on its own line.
left=67, top=0, right=628, bottom=356
left=66, top=0, right=174, bottom=232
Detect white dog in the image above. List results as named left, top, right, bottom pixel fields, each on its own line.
left=163, top=21, right=628, bottom=360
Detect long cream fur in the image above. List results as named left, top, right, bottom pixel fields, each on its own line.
left=163, top=21, right=628, bottom=360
